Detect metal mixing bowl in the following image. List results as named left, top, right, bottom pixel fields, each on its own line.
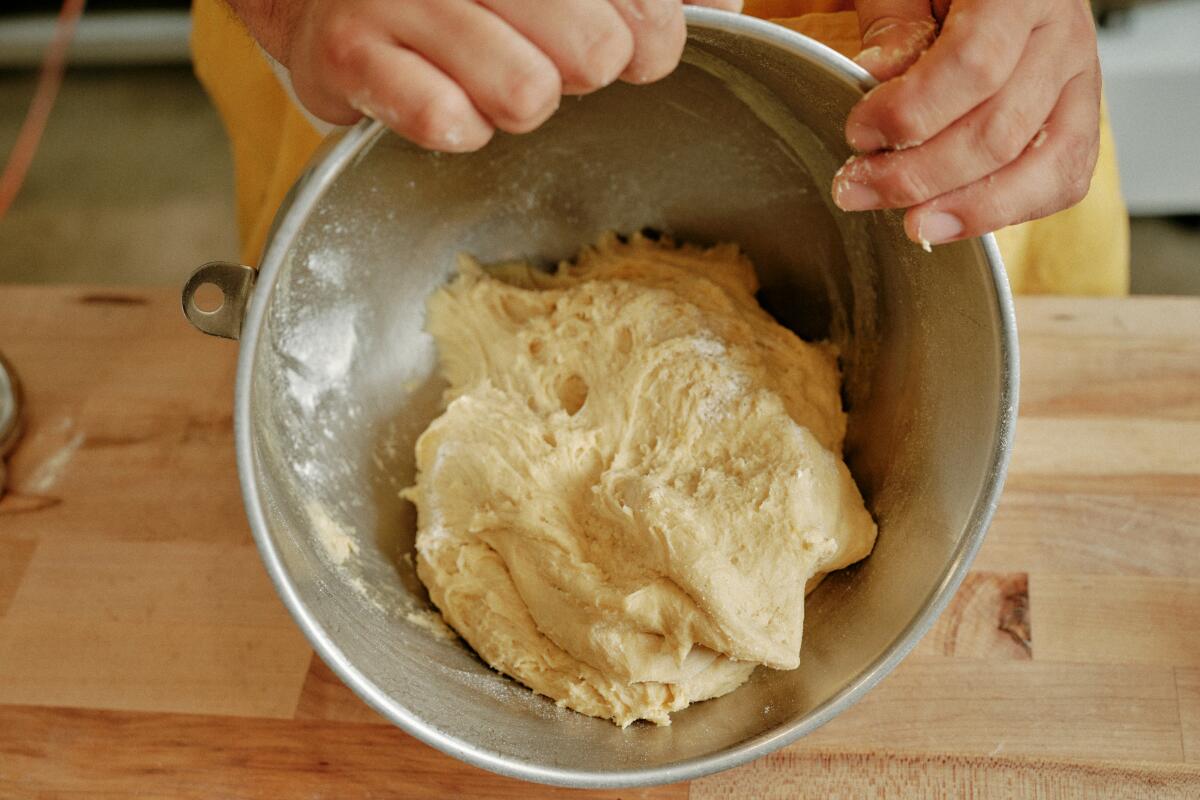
left=181, top=8, right=1017, bottom=788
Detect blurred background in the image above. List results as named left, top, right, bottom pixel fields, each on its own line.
left=0, top=0, right=1197, bottom=291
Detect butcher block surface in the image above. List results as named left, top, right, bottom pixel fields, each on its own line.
left=0, top=286, right=1198, bottom=798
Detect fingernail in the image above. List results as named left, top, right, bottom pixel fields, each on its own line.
left=853, top=46, right=889, bottom=81
left=441, top=123, right=466, bottom=149
left=833, top=180, right=881, bottom=211
left=854, top=46, right=883, bottom=68
left=918, top=211, right=964, bottom=245
left=846, top=121, right=887, bottom=152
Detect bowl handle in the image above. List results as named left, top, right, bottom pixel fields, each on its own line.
left=181, top=262, right=257, bottom=340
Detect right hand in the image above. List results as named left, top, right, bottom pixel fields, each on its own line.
left=251, top=0, right=742, bottom=152
left=834, top=0, right=1103, bottom=247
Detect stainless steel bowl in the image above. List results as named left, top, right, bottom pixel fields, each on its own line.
left=182, top=8, right=1017, bottom=788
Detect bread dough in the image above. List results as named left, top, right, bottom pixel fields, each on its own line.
left=403, top=234, right=877, bottom=726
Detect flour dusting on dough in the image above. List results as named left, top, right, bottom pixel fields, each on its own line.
left=403, top=234, right=877, bottom=727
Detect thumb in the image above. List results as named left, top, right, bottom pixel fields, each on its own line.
left=853, top=0, right=938, bottom=81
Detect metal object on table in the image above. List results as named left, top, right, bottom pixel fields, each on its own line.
left=0, top=351, right=23, bottom=496
left=181, top=261, right=257, bottom=340
left=180, top=8, right=1018, bottom=788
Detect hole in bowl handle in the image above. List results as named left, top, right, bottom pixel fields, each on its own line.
left=181, top=262, right=257, bottom=340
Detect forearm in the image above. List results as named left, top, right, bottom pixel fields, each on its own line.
left=222, top=0, right=301, bottom=63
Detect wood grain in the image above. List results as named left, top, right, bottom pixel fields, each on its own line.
left=1015, top=297, right=1200, bottom=422
left=0, top=619, right=312, bottom=718
left=1, top=287, right=1198, bottom=796
left=976, top=491, right=1200, bottom=577
left=0, top=535, right=36, bottom=617
left=1014, top=296, right=1200, bottom=340
left=1179, top=669, right=1200, bottom=764
left=912, top=572, right=1031, bottom=659
left=1010, top=419, right=1200, bottom=477
left=794, top=658, right=1184, bottom=762
left=0, top=705, right=687, bottom=800
left=0, top=288, right=248, bottom=548
left=1032, top=575, right=1200, bottom=668
left=1002, top=473, right=1200, bottom=497
left=0, top=523, right=313, bottom=719
left=294, top=653, right=389, bottom=725
left=690, top=749, right=1200, bottom=799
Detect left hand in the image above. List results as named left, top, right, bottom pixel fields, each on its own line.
left=832, top=0, right=1103, bottom=248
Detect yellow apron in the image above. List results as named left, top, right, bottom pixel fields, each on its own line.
left=192, top=0, right=1129, bottom=294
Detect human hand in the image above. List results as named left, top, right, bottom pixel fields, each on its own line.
left=832, top=0, right=1103, bottom=248
left=238, top=0, right=742, bottom=153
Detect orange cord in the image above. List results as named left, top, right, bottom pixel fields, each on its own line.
left=0, top=0, right=88, bottom=222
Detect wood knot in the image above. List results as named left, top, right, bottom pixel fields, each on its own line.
left=997, top=574, right=1032, bottom=655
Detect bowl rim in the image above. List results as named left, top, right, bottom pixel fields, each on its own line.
left=233, top=6, right=1020, bottom=789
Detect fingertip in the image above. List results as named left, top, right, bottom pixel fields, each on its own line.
left=832, top=176, right=883, bottom=212
left=907, top=208, right=965, bottom=248
left=619, top=50, right=683, bottom=84
left=319, top=104, right=369, bottom=127
left=845, top=82, right=890, bottom=151
left=480, top=58, right=562, bottom=134
left=846, top=120, right=888, bottom=153
left=395, top=85, right=495, bottom=152
left=902, top=210, right=934, bottom=252
left=615, top=0, right=686, bottom=85
left=619, top=38, right=685, bottom=84
left=852, top=46, right=888, bottom=80
left=430, top=118, right=495, bottom=153
left=294, top=78, right=367, bottom=126
left=569, top=16, right=634, bottom=94
left=855, top=19, right=936, bottom=82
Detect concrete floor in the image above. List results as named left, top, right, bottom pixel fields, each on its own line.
left=0, top=66, right=1197, bottom=294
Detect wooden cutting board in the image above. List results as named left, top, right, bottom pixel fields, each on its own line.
left=0, top=287, right=1197, bottom=798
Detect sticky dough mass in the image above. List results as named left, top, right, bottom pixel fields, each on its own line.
left=402, top=234, right=877, bottom=727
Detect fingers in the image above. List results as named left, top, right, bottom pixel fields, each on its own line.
left=290, top=0, right=695, bottom=153
left=852, top=0, right=937, bottom=82
left=477, top=0, right=633, bottom=95
left=834, top=21, right=1070, bottom=211
left=845, top=0, right=1039, bottom=152
left=904, top=69, right=1102, bottom=246
left=833, top=0, right=1104, bottom=242
left=459, top=0, right=696, bottom=98
left=606, top=0, right=688, bottom=84
left=349, top=42, right=495, bottom=152
left=382, top=0, right=562, bottom=134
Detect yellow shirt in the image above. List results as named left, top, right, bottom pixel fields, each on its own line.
left=191, top=0, right=1129, bottom=294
